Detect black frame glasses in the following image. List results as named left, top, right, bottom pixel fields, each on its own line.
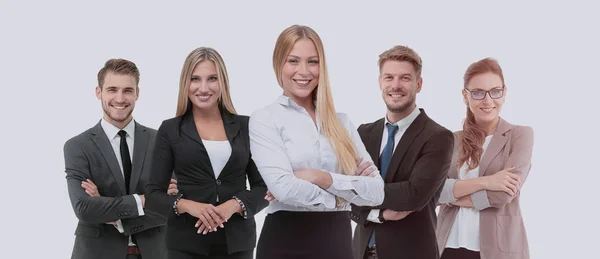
left=464, top=86, right=505, bottom=100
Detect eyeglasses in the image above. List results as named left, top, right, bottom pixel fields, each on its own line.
left=464, top=87, right=505, bottom=100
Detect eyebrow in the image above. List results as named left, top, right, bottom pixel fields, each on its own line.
left=382, top=73, right=412, bottom=77
left=191, top=74, right=218, bottom=78
left=288, top=55, right=319, bottom=59
left=469, top=86, right=503, bottom=91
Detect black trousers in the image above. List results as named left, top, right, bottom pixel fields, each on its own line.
left=168, top=229, right=253, bottom=259
left=256, top=211, right=353, bottom=259
left=168, top=249, right=253, bottom=259
left=441, top=248, right=480, bottom=259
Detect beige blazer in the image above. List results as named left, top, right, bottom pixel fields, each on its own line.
left=436, top=118, right=534, bottom=259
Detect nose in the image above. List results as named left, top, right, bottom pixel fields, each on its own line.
left=115, top=91, right=126, bottom=103
left=297, top=61, right=309, bottom=76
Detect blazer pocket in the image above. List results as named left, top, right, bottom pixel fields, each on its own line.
left=496, top=215, right=525, bottom=253
left=75, top=225, right=101, bottom=238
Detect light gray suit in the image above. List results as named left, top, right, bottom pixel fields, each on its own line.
left=64, top=120, right=167, bottom=259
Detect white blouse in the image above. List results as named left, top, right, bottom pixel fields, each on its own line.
left=445, top=135, right=493, bottom=251
left=202, top=139, right=232, bottom=179
left=248, top=95, right=385, bottom=214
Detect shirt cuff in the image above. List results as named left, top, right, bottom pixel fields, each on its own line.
left=325, top=173, right=359, bottom=200
left=367, top=209, right=381, bottom=223
left=133, top=194, right=145, bottom=216
left=471, top=190, right=491, bottom=210
left=115, top=220, right=125, bottom=233
left=438, top=179, right=458, bottom=204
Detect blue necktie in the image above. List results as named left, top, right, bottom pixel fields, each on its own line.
left=368, top=123, right=399, bottom=248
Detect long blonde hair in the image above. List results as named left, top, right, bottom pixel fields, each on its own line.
left=176, top=47, right=237, bottom=116
left=273, top=25, right=358, bottom=175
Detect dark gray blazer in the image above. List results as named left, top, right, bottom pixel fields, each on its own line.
left=63, top=120, right=167, bottom=259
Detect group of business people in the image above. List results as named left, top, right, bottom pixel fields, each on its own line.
left=63, top=24, right=535, bottom=259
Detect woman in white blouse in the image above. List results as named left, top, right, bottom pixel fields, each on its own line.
left=248, top=25, right=385, bottom=259
left=436, top=58, right=534, bottom=259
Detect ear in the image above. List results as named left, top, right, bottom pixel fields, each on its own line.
left=135, top=86, right=140, bottom=101
left=416, top=77, right=423, bottom=93
left=462, top=89, right=468, bottom=104
left=378, top=75, right=383, bottom=91
left=95, top=86, right=102, bottom=100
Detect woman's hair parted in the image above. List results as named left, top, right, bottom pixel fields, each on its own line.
left=459, top=57, right=505, bottom=170
left=176, top=47, right=237, bottom=116
left=273, top=25, right=358, bottom=175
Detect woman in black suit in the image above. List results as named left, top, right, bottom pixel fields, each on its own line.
left=145, top=47, right=268, bottom=259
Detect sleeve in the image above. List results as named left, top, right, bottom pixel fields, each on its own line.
left=144, top=121, right=179, bottom=217
left=322, top=113, right=385, bottom=207
left=248, top=109, right=336, bottom=209
left=376, top=130, right=455, bottom=211
left=471, top=126, right=534, bottom=210
left=64, top=139, right=140, bottom=224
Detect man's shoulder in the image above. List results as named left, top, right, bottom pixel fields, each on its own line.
left=357, top=118, right=384, bottom=133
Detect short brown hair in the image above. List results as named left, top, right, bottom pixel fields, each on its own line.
left=378, top=45, right=423, bottom=77
left=97, top=58, right=140, bottom=88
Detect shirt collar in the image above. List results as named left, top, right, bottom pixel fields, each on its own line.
left=276, top=94, right=317, bottom=110
left=101, top=118, right=136, bottom=141
left=385, top=106, right=421, bottom=132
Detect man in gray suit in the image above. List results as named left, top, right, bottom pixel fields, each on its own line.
left=64, top=58, right=175, bottom=259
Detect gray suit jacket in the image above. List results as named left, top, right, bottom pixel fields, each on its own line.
left=64, top=120, right=167, bottom=259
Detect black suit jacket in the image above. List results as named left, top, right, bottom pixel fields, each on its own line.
left=145, top=110, right=268, bottom=255
left=64, top=121, right=167, bottom=259
left=351, top=109, right=454, bottom=259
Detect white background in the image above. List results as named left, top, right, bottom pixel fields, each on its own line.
left=1, top=1, right=598, bottom=258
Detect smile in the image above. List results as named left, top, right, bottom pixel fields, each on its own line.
left=111, top=104, right=128, bottom=110
left=293, top=79, right=312, bottom=87
left=481, top=107, right=495, bottom=113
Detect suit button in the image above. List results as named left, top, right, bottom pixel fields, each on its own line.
left=216, top=180, right=221, bottom=185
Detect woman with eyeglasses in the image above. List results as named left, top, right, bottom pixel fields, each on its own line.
left=435, top=58, right=534, bottom=259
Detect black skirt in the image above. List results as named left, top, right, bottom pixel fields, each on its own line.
left=256, top=211, right=353, bottom=259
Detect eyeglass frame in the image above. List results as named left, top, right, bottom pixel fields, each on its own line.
left=464, top=86, right=505, bottom=100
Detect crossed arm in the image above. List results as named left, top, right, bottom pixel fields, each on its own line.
left=64, top=139, right=175, bottom=235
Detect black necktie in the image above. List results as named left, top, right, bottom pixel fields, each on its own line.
left=118, top=130, right=132, bottom=194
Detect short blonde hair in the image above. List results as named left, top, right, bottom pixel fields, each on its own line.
left=378, top=45, right=423, bottom=77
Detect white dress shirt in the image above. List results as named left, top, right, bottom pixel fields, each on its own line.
left=249, top=95, right=385, bottom=214
left=100, top=118, right=144, bottom=246
left=367, top=106, right=421, bottom=223
left=202, top=140, right=232, bottom=180
left=445, top=135, right=493, bottom=251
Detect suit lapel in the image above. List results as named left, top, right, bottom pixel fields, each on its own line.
left=384, top=109, right=428, bottom=182
left=130, top=121, right=148, bottom=193
left=368, top=118, right=385, bottom=169
left=478, top=118, right=512, bottom=176
left=90, top=121, right=127, bottom=194
left=218, top=111, right=240, bottom=179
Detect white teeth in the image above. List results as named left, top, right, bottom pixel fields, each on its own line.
left=482, top=107, right=494, bottom=112
left=112, top=105, right=126, bottom=110
left=198, top=95, right=210, bottom=100
left=294, top=79, right=310, bottom=86
left=390, top=94, right=403, bottom=98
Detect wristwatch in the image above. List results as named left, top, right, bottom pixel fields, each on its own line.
left=378, top=210, right=385, bottom=223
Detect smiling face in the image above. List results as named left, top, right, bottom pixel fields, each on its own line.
left=463, top=72, right=505, bottom=125
left=187, top=60, right=221, bottom=111
left=96, top=72, right=139, bottom=128
left=280, top=38, right=320, bottom=103
left=379, top=60, right=422, bottom=115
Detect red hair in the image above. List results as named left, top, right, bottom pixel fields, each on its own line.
left=458, top=58, right=505, bottom=170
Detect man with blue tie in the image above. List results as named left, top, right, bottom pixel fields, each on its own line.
left=351, top=45, right=454, bottom=259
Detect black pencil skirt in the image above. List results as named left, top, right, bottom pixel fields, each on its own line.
left=256, top=211, right=353, bottom=259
